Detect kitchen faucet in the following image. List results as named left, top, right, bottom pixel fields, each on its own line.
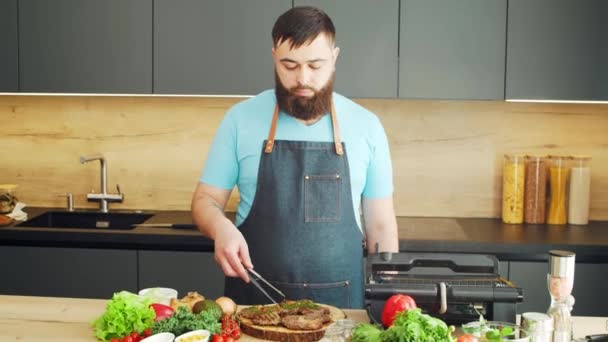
left=80, top=154, right=124, bottom=213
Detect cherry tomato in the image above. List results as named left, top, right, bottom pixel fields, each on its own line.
left=110, top=338, right=120, bottom=342
left=381, top=294, right=417, bottom=328
left=222, top=335, right=235, bottom=342
left=122, top=336, right=133, bottom=342
left=143, top=328, right=152, bottom=337
left=211, top=334, right=224, bottom=342
left=230, top=328, right=241, bottom=340
left=457, top=334, right=479, bottom=342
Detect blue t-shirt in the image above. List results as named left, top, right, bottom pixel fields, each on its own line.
left=200, top=89, right=393, bottom=229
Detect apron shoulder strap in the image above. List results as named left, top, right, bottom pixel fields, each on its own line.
left=331, top=102, right=344, bottom=155
left=264, top=106, right=280, bottom=153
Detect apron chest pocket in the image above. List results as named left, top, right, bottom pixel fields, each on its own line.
left=304, top=173, right=342, bottom=223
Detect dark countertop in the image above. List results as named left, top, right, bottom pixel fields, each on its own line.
left=2, top=207, right=608, bottom=262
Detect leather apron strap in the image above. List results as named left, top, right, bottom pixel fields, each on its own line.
left=264, top=103, right=344, bottom=155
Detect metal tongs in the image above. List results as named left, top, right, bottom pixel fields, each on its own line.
left=247, top=268, right=286, bottom=304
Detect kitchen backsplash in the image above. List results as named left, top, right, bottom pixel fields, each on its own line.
left=0, top=95, right=606, bottom=220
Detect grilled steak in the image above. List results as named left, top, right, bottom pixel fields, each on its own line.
left=238, top=304, right=281, bottom=323
left=281, top=314, right=324, bottom=330
left=299, top=306, right=330, bottom=316
left=251, top=311, right=282, bottom=326
left=238, top=300, right=332, bottom=331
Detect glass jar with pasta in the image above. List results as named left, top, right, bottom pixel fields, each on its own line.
left=547, top=156, right=571, bottom=225
left=502, top=154, right=525, bottom=224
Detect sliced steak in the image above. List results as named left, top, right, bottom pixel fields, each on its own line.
left=281, top=315, right=324, bottom=330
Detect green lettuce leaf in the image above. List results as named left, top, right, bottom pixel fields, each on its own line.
left=92, top=291, right=155, bottom=341
left=351, top=323, right=383, bottom=342
left=381, top=308, right=456, bottom=342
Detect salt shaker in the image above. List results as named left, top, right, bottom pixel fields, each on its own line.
left=547, top=250, right=576, bottom=342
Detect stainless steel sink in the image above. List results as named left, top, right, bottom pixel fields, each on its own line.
left=17, top=211, right=153, bottom=230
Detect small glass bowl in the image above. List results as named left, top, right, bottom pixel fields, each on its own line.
left=461, top=321, right=530, bottom=342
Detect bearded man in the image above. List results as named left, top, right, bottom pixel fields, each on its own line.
left=191, top=6, right=398, bottom=308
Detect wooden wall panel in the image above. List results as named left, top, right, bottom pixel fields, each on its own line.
left=0, top=95, right=606, bottom=220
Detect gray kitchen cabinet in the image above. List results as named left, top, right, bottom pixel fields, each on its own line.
left=509, top=261, right=608, bottom=316
left=138, top=250, right=225, bottom=300
left=0, top=246, right=137, bottom=299
left=294, top=0, right=399, bottom=98
left=506, top=0, right=608, bottom=101
left=154, top=0, right=291, bottom=95
left=19, top=0, right=152, bottom=93
left=0, top=0, right=18, bottom=92
left=399, top=0, right=507, bottom=100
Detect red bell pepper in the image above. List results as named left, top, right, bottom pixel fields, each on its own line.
left=381, top=294, right=417, bottom=328
left=149, top=303, right=174, bottom=321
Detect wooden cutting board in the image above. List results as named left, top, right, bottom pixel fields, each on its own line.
left=236, top=304, right=346, bottom=342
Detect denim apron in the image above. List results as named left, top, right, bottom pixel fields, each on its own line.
left=224, top=102, right=365, bottom=309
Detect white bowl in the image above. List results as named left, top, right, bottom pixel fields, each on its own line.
left=138, top=287, right=178, bottom=306
left=140, top=332, right=175, bottom=342
left=175, top=329, right=211, bottom=342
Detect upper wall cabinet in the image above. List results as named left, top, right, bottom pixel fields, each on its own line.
left=294, top=0, right=399, bottom=98
left=0, top=0, right=18, bottom=92
left=399, top=0, right=507, bottom=100
left=506, top=0, right=608, bottom=101
left=19, top=0, right=153, bottom=93
left=154, top=0, right=291, bottom=95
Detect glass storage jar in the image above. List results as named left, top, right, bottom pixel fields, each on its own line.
left=524, top=155, right=548, bottom=224
left=547, top=156, right=571, bottom=225
left=0, top=184, right=18, bottom=214
left=568, top=155, right=591, bottom=225
left=502, top=154, right=525, bottom=224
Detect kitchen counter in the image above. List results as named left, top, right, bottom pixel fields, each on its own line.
left=1, top=295, right=606, bottom=341
left=1, top=207, right=608, bottom=262
left=0, top=295, right=369, bottom=341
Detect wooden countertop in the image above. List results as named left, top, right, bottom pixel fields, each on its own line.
left=0, top=295, right=370, bottom=341
left=2, top=295, right=607, bottom=341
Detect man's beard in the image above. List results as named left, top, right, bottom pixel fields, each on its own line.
left=275, top=72, right=334, bottom=122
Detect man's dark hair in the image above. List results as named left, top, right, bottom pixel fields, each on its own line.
left=272, top=6, right=335, bottom=49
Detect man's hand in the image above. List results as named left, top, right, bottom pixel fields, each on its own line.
left=213, top=221, right=252, bottom=283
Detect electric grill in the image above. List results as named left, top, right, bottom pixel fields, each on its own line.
left=364, top=252, right=524, bottom=325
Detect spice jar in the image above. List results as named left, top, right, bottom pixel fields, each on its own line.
left=547, top=250, right=576, bottom=342
left=502, top=154, right=525, bottom=224
left=524, top=155, right=548, bottom=224
left=568, top=156, right=592, bottom=225
left=548, top=250, right=575, bottom=302
left=547, top=156, right=570, bottom=225
left=0, top=184, right=18, bottom=214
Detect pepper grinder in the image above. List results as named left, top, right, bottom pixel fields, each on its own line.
left=547, top=250, right=576, bottom=342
